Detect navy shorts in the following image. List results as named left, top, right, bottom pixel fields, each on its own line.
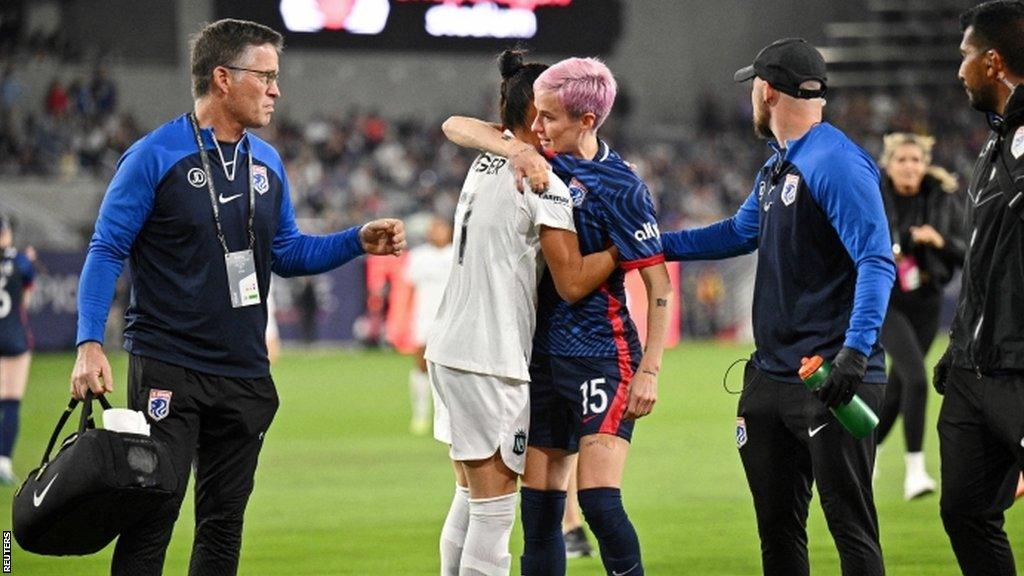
left=0, top=323, right=29, bottom=357
left=528, top=352, right=639, bottom=453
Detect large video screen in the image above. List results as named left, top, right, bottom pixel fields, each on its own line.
left=214, top=0, right=622, bottom=55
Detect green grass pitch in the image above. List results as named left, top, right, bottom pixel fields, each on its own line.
left=2, top=342, right=1022, bottom=575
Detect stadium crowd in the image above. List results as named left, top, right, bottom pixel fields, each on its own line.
left=0, top=53, right=984, bottom=233
left=0, top=54, right=984, bottom=341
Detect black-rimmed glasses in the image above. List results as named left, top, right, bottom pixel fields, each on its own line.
left=224, top=66, right=279, bottom=86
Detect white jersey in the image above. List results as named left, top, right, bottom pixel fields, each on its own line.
left=407, top=242, right=454, bottom=344
left=425, top=152, right=576, bottom=381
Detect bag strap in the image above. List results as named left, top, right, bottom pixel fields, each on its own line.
left=39, top=392, right=113, bottom=468
left=39, top=399, right=78, bottom=468
left=991, top=135, right=1024, bottom=223
left=77, top=390, right=112, bottom=435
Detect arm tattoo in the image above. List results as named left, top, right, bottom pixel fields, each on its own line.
left=656, top=298, right=668, bottom=307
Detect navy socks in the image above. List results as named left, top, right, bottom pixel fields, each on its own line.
left=578, top=487, right=643, bottom=576
left=520, top=487, right=566, bottom=576
left=0, top=399, right=20, bottom=457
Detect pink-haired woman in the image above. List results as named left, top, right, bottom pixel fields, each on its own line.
left=444, top=57, right=671, bottom=576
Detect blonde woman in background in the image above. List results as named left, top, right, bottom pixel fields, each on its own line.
left=875, top=133, right=966, bottom=500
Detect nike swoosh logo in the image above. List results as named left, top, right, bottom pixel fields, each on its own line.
left=33, top=473, right=59, bottom=507
left=218, top=193, right=243, bottom=204
left=612, top=563, right=640, bottom=576
left=808, top=423, right=829, bottom=438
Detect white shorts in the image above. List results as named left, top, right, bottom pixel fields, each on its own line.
left=428, top=361, right=530, bottom=475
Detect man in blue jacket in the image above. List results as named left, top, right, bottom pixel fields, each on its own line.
left=69, top=19, right=405, bottom=576
left=662, top=39, right=894, bottom=576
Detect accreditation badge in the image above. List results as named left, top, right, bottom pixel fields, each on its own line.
left=225, top=249, right=261, bottom=308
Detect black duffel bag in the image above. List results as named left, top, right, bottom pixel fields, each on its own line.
left=12, top=392, right=178, bottom=555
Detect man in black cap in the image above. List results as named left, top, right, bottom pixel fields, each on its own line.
left=936, top=2, right=1024, bottom=574
left=661, top=38, right=894, bottom=575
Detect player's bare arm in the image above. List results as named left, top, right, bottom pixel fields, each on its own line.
left=441, top=115, right=550, bottom=192
left=539, top=227, right=619, bottom=304
left=625, top=263, right=671, bottom=420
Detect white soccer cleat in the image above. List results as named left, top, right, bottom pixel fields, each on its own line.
left=0, top=457, right=18, bottom=486
left=904, top=470, right=937, bottom=501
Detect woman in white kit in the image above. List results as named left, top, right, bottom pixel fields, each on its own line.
left=424, top=50, right=618, bottom=576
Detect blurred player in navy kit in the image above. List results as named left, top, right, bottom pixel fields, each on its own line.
left=70, top=19, right=405, bottom=576
left=935, top=2, right=1024, bottom=573
left=660, top=39, right=894, bottom=576
left=0, top=214, right=35, bottom=485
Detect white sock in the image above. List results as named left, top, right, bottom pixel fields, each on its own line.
left=440, top=485, right=471, bottom=576
left=905, top=451, right=928, bottom=477
left=460, top=492, right=517, bottom=576
left=0, top=456, right=11, bottom=473
left=410, top=369, right=431, bottom=423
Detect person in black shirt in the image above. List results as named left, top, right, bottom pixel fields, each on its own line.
left=937, top=2, right=1024, bottom=573
left=875, top=133, right=965, bottom=501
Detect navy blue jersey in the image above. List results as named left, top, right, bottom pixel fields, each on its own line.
left=533, top=141, right=664, bottom=359
left=78, top=114, right=365, bottom=378
left=662, top=123, right=895, bottom=383
left=0, top=247, right=35, bottom=356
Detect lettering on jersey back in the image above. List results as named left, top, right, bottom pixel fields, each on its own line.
left=472, top=154, right=508, bottom=175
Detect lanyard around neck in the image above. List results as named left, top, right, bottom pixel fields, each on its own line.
left=188, top=113, right=255, bottom=254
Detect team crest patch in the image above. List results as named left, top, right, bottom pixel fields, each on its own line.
left=512, top=429, right=527, bottom=455
left=187, top=167, right=207, bottom=188
left=781, top=174, right=800, bottom=206
left=568, top=177, right=588, bottom=207
left=1012, top=126, right=1024, bottom=159
left=251, top=165, right=270, bottom=195
left=148, top=389, right=172, bottom=421
left=736, top=417, right=747, bottom=449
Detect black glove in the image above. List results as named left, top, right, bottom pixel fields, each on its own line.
left=933, top=346, right=952, bottom=395
left=816, top=347, right=868, bottom=408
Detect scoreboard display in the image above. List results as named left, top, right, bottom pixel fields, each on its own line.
left=214, top=0, right=622, bottom=54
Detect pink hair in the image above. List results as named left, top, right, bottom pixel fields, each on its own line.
left=534, top=57, right=617, bottom=129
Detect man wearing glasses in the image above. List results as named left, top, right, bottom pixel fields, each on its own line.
left=71, top=19, right=406, bottom=575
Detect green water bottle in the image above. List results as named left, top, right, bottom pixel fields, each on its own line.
left=799, top=355, right=879, bottom=439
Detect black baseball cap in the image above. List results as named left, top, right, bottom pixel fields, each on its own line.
left=733, top=38, right=828, bottom=99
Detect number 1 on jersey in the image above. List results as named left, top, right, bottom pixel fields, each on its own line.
left=580, top=377, right=608, bottom=415
left=457, top=207, right=472, bottom=265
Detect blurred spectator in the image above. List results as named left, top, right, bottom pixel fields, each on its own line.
left=0, top=64, right=23, bottom=113
left=44, top=79, right=68, bottom=118
left=90, top=68, right=117, bottom=117
left=68, top=78, right=93, bottom=117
